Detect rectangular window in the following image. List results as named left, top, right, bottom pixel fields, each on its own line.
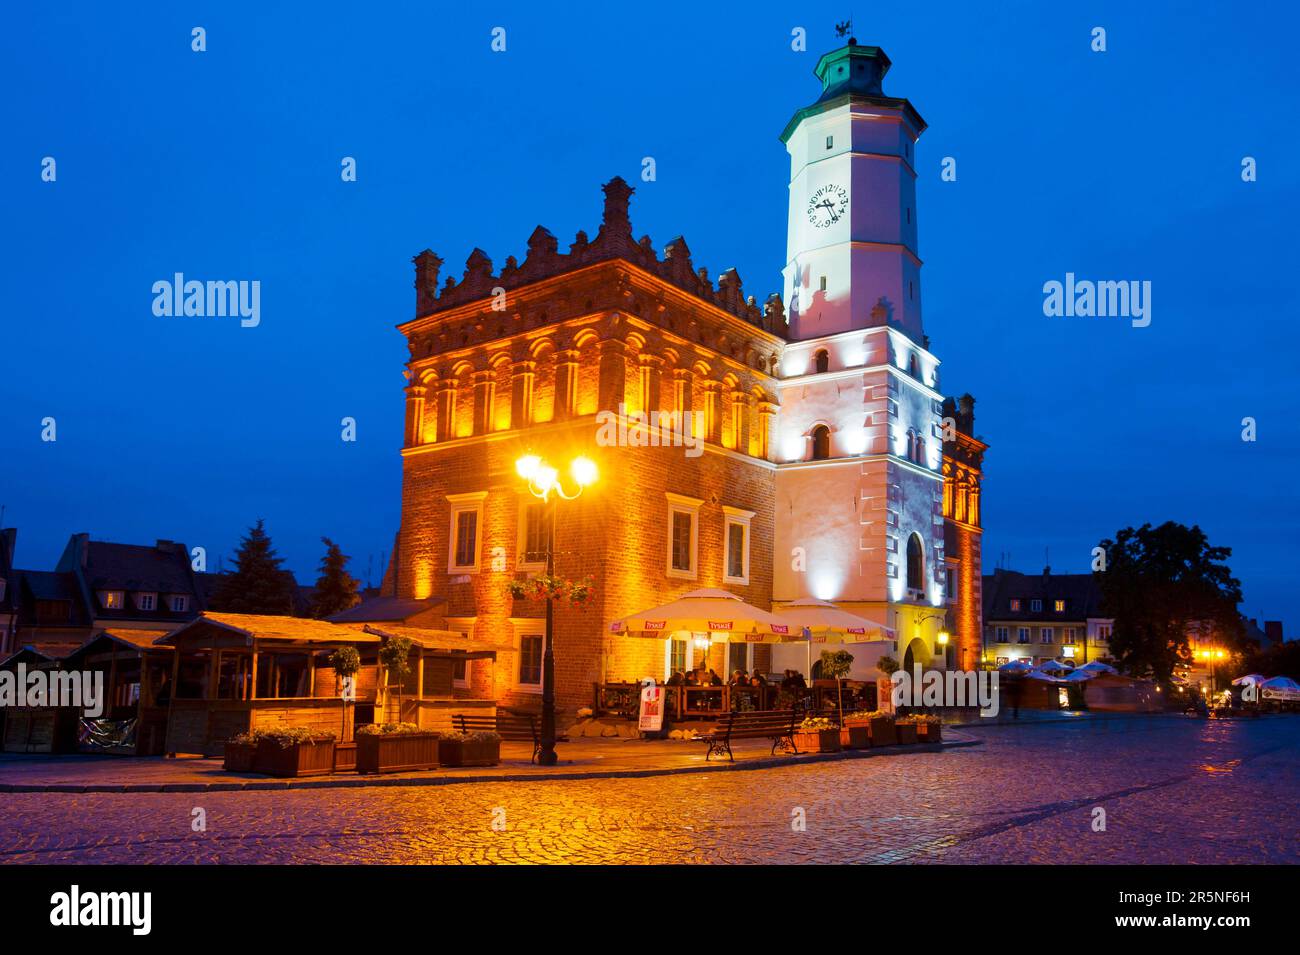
left=819, top=275, right=827, bottom=291
left=1030, top=599, right=1042, bottom=612
left=136, top=593, right=155, bottom=611
left=1017, top=628, right=1030, bottom=644
left=171, top=595, right=189, bottom=613
left=1009, top=599, right=1021, bottom=612
left=99, top=591, right=124, bottom=609
left=452, top=657, right=469, bottom=687
left=1063, top=628, right=1077, bottom=645
left=1041, top=628, right=1054, bottom=644
left=826, top=135, right=833, bottom=149
left=722, top=507, right=753, bottom=585
left=669, top=638, right=687, bottom=677
left=727, top=643, right=748, bottom=677
left=447, top=492, right=488, bottom=573
left=996, top=627, right=1009, bottom=643
left=666, top=493, right=702, bottom=580
left=518, top=633, right=543, bottom=688
left=519, top=500, right=552, bottom=566
left=1054, top=599, right=1066, bottom=613
left=1097, top=625, right=1112, bottom=642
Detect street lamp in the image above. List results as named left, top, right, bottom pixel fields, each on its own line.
left=515, top=453, right=598, bottom=766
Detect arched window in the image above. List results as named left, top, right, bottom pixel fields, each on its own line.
left=906, top=534, right=925, bottom=593
left=813, top=349, right=830, bottom=374
left=908, top=354, right=920, bottom=378
left=811, top=425, right=831, bottom=460
left=905, top=429, right=915, bottom=461
left=914, top=435, right=925, bottom=465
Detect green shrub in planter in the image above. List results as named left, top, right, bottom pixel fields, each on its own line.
left=253, top=727, right=337, bottom=777
left=356, top=721, right=439, bottom=774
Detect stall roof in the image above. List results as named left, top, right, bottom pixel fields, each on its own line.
left=0, top=645, right=55, bottom=669
left=65, top=629, right=174, bottom=663
left=329, top=595, right=445, bottom=624
left=360, top=624, right=498, bottom=659
left=158, top=612, right=383, bottom=647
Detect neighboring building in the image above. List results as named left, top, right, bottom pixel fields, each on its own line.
left=0, top=528, right=17, bottom=655
left=392, top=38, right=986, bottom=715
left=1, top=531, right=209, bottom=658
left=982, top=567, right=1113, bottom=666
left=941, top=394, right=987, bottom=672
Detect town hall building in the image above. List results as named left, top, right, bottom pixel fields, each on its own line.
left=389, top=39, right=987, bottom=716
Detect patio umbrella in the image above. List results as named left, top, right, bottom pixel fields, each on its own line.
left=608, top=588, right=793, bottom=643
left=1063, top=668, right=1096, bottom=682
left=1260, top=676, right=1300, bottom=703
left=773, top=598, right=894, bottom=721
left=1076, top=661, right=1118, bottom=675
left=1036, top=659, right=1073, bottom=674
left=998, top=659, right=1034, bottom=673
left=1231, top=673, right=1265, bottom=686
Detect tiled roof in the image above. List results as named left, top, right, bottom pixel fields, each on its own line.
left=159, top=612, right=382, bottom=646
left=329, top=595, right=445, bottom=624
left=982, top=569, right=1105, bottom=622
left=359, top=624, right=498, bottom=656
left=83, top=540, right=194, bottom=593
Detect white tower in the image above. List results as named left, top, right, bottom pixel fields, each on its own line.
left=772, top=40, right=950, bottom=679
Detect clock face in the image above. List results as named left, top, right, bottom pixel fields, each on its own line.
left=807, top=184, right=848, bottom=228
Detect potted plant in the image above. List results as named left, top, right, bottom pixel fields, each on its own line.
left=223, top=730, right=261, bottom=772
left=902, top=713, right=943, bottom=743
left=894, top=717, right=919, bottom=744
left=839, top=720, right=870, bottom=750
left=845, top=709, right=897, bottom=746
left=875, top=654, right=900, bottom=718
left=328, top=645, right=361, bottom=770
left=356, top=722, right=440, bottom=774
left=378, top=635, right=414, bottom=723
left=438, top=729, right=501, bottom=767
left=793, top=716, right=841, bottom=754
left=819, top=649, right=855, bottom=726
left=253, top=726, right=337, bottom=777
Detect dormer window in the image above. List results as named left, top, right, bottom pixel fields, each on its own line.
left=1031, top=599, right=1043, bottom=612
left=1009, top=599, right=1022, bottom=612
left=1054, top=599, right=1066, bottom=613
left=98, top=591, right=125, bottom=610
left=135, top=592, right=157, bottom=611
left=170, top=595, right=190, bottom=613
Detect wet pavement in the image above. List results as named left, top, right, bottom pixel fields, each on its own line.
left=1, top=715, right=1296, bottom=864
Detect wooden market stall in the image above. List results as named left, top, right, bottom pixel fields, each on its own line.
left=358, top=623, right=499, bottom=731
left=0, top=646, right=79, bottom=753
left=157, top=613, right=383, bottom=757
left=62, top=629, right=173, bottom=755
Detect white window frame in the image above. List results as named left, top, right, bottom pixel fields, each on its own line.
left=1041, top=627, right=1054, bottom=644
left=1063, top=628, right=1077, bottom=645
left=511, top=618, right=545, bottom=693
left=1054, top=599, right=1066, bottom=613
left=447, top=491, right=488, bottom=574
left=98, top=590, right=125, bottom=610
left=665, top=492, right=702, bottom=581
left=516, top=497, right=551, bottom=571
left=721, top=506, right=754, bottom=586
left=135, top=592, right=157, bottom=611
left=1030, top=599, right=1042, bottom=612
left=1017, top=627, right=1030, bottom=644
left=995, top=626, right=1009, bottom=643
left=169, top=594, right=189, bottom=613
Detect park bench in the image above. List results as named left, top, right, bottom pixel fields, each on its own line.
left=454, top=710, right=566, bottom=764
left=692, top=708, right=799, bottom=763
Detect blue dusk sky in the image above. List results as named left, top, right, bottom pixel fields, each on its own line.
left=2, top=2, right=1296, bottom=620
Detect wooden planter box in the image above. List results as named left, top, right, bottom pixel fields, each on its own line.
left=839, top=725, right=870, bottom=749
left=895, top=723, right=918, bottom=745
left=223, top=741, right=257, bottom=773
left=915, top=721, right=942, bottom=744
left=253, top=738, right=336, bottom=778
left=854, top=716, right=895, bottom=747
left=333, top=741, right=358, bottom=772
left=793, top=729, right=841, bottom=754
left=439, top=736, right=501, bottom=767
left=356, top=732, right=440, bottom=774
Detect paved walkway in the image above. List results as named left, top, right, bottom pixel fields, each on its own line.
left=0, top=734, right=976, bottom=792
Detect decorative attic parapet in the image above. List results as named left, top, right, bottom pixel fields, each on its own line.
left=412, top=175, right=786, bottom=337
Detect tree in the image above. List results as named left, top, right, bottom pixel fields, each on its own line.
left=378, top=635, right=414, bottom=721
left=1096, top=522, right=1245, bottom=684
left=209, top=519, right=298, bottom=615
left=309, top=537, right=361, bottom=619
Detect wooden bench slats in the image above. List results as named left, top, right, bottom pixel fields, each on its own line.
left=693, top=709, right=798, bottom=762
left=453, top=710, right=567, bottom=764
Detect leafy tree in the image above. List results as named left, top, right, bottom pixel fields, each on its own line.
left=1096, top=522, right=1245, bottom=684
left=209, top=519, right=297, bottom=615
left=308, top=537, right=361, bottom=619
left=1242, top=639, right=1300, bottom=681
left=378, top=635, right=414, bottom=719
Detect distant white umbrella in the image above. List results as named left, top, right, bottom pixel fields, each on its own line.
left=1036, top=659, right=1073, bottom=674
left=999, top=659, right=1034, bottom=673
left=1076, top=661, right=1118, bottom=675
left=608, top=588, right=793, bottom=643
left=1231, top=673, right=1266, bottom=686
left=774, top=598, right=894, bottom=687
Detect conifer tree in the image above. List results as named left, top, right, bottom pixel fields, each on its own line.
left=309, top=537, right=361, bottom=619
left=209, top=519, right=297, bottom=615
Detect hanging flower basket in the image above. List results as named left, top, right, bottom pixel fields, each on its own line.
left=505, top=575, right=595, bottom=608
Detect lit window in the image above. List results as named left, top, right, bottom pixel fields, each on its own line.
left=1009, top=599, right=1022, bottom=612
left=668, top=639, right=687, bottom=679
left=665, top=493, right=701, bottom=580
left=447, top=491, right=488, bottom=573
left=518, top=632, right=543, bottom=688
left=722, top=507, right=754, bottom=585
left=1054, top=599, right=1065, bottom=613
left=98, top=591, right=124, bottom=610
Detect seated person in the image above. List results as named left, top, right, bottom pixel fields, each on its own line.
left=749, top=672, right=767, bottom=687
left=729, top=669, right=748, bottom=686
left=666, top=670, right=684, bottom=686
left=707, top=668, right=723, bottom=687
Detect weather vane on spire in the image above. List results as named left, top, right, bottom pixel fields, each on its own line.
left=834, top=19, right=853, bottom=39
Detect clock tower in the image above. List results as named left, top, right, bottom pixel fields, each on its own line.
left=772, top=39, right=955, bottom=680
left=780, top=40, right=926, bottom=341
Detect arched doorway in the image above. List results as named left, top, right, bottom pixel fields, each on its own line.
left=901, top=637, right=931, bottom=677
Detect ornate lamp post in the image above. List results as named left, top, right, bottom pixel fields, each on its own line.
left=515, top=453, right=598, bottom=766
